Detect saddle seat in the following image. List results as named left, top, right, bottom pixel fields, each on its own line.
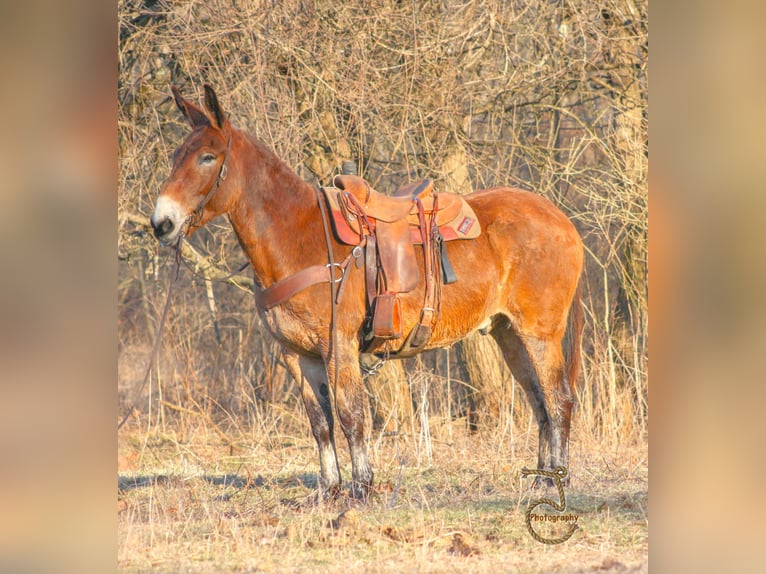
left=332, top=175, right=468, bottom=230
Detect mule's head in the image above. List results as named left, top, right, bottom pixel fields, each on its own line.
left=151, top=84, right=234, bottom=245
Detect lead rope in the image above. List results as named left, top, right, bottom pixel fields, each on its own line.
left=117, top=240, right=183, bottom=430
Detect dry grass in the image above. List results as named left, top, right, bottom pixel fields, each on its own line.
left=118, top=344, right=647, bottom=572
left=118, top=420, right=647, bottom=573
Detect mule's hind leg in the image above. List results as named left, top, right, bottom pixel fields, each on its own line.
left=491, top=318, right=574, bottom=483
left=284, top=352, right=342, bottom=498
left=523, top=335, right=573, bottom=478
left=490, top=320, right=552, bottom=476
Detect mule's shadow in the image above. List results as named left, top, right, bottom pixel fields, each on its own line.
left=118, top=472, right=318, bottom=493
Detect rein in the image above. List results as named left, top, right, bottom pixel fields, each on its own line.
left=117, top=243, right=183, bottom=430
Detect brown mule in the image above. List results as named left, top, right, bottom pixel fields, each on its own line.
left=150, top=85, right=585, bottom=499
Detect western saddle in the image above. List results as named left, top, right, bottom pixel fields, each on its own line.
left=321, top=174, right=481, bottom=357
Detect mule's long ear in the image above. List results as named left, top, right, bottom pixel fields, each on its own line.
left=203, top=84, right=227, bottom=129
left=171, top=85, right=210, bottom=128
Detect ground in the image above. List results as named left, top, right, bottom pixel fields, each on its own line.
left=118, top=419, right=647, bottom=573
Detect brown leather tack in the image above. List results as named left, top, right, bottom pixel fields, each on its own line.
left=317, top=178, right=482, bottom=356
left=371, top=292, right=402, bottom=339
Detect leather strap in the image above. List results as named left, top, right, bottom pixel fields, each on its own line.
left=396, top=196, right=442, bottom=354
left=118, top=246, right=183, bottom=430
left=364, top=234, right=378, bottom=306
left=255, top=264, right=338, bottom=309
left=343, top=191, right=374, bottom=235
left=255, top=189, right=357, bottom=310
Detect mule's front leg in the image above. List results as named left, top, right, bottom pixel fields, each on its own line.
left=284, top=352, right=342, bottom=499
left=328, top=350, right=374, bottom=499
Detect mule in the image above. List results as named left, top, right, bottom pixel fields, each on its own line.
left=150, top=84, right=584, bottom=499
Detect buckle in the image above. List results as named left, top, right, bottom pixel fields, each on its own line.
left=326, top=262, right=345, bottom=284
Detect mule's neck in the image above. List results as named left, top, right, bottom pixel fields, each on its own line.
left=226, top=130, right=329, bottom=291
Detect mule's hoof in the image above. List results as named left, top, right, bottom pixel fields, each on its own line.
left=297, top=485, right=344, bottom=510
left=297, top=492, right=322, bottom=509
left=349, top=481, right=373, bottom=502
left=322, top=484, right=343, bottom=502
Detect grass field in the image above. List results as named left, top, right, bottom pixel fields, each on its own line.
left=118, top=410, right=647, bottom=573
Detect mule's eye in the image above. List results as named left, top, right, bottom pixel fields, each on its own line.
left=199, top=153, right=216, bottom=165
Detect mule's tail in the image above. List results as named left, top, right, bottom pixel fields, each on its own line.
left=564, top=277, right=583, bottom=391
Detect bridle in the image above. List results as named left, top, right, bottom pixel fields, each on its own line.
left=185, top=132, right=233, bottom=232
left=176, top=132, right=250, bottom=283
